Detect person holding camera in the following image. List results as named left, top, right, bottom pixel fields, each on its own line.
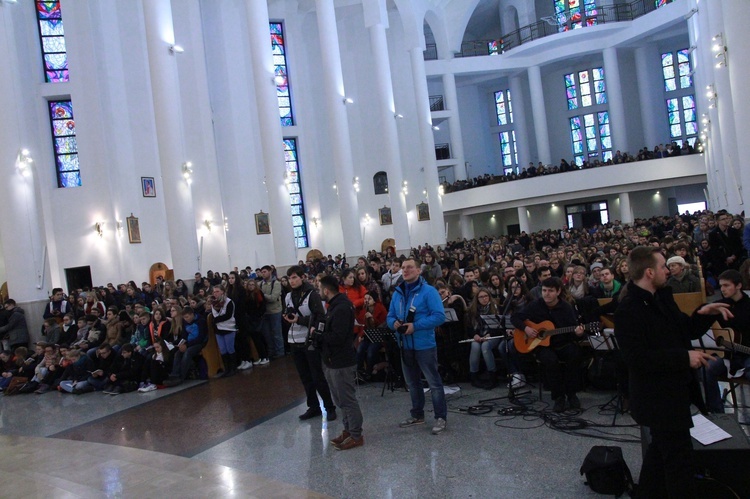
left=316, top=276, right=363, bottom=450
left=387, top=257, right=447, bottom=435
left=284, top=266, right=337, bottom=422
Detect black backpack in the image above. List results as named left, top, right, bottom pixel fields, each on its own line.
left=580, top=445, right=635, bottom=497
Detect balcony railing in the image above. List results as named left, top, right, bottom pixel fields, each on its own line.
left=429, top=95, right=445, bottom=112
left=424, top=0, right=676, bottom=60
left=435, top=143, right=451, bottom=160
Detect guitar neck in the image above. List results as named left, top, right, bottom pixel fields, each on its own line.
left=543, top=323, right=596, bottom=338
left=722, top=339, right=750, bottom=356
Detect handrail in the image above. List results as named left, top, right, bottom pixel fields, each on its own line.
left=424, top=0, right=676, bottom=61
left=429, top=95, right=445, bottom=111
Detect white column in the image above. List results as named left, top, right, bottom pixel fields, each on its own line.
left=527, top=66, right=551, bottom=165
left=509, top=74, right=531, bottom=170
left=442, top=72, right=466, bottom=180
left=459, top=214, right=475, bottom=240
left=619, top=193, right=633, bottom=224
left=314, top=0, right=362, bottom=256
left=0, top=4, right=48, bottom=302
left=517, top=206, right=530, bottom=234
left=409, top=46, right=446, bottom=246
left=363, top=2, right=410, bottom=250
left=142, top=0, right=199, bottom=278
left=244, top=0, right=296, bottom=265
left=634, top=45, right=662, bottom=148
left=721, top=0, right=750, bottom=209
left=603, top=47, right=629, bottom=154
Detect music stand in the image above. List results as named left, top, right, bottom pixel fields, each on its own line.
left=592, top=328, right=625, bottom=425
left=364, top=327, right=397, bottom=396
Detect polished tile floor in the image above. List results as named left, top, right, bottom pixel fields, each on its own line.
left=1, top=356, right=748, bottom=498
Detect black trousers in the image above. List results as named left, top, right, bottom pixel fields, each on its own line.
left=638, top=427, right=696, bottom=498
left=291, top=344, right=335, bottom=412
left=535, top=341, right=583, bottom=399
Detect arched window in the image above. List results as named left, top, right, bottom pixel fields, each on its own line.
left=373, top=172, right=389, bottom=195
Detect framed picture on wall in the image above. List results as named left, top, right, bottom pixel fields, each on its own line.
left=379, top=206, right=392, bottom=226
left=126, top=214, right=141, bottom=244
left=417, top=202, right=430, bottom=221
left=255, top=211, right=271, bottom=235
left=141, top=177, right=156, bottom=197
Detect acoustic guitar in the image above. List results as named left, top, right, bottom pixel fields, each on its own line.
left=715, top=335, right=750, bottom=356
left=513, top=320, right=601, bottom=354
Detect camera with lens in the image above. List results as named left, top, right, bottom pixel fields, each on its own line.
left=306, top=321, right=325, bottom=350
left=285, top=307, right=296, bottom=321
left=397, top=306, right=417, bottom=334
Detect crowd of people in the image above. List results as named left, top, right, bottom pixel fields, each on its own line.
left=442, top=141, right=701, bottom=193
left=1, top=208, right=749, bottom=457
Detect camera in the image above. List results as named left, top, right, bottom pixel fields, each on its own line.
left=398, top=306, right=416, bottom=334
left=285, top=307, right=296, bottom=320
left=306, top=321, right=325, bottom=350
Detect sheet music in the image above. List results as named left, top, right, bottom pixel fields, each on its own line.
left=690, top=414, right=732, bottom=446
left=444, top=308, right=459, bottom=322
left=480, top=315, right=504, bottom=329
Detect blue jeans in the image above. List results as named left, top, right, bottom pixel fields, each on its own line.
left=704, top=355, right=750, bottom=413
left=215, top=332, right=236, bottom=355
left=356, top=338, right=381, bottom=372
left=261, top=313, right=284, bottom=357
left=401, top=347, right=447, bottom=420
left=469, top=337, right=501, bottom=373
left=496, top=337, right=521, bottom=375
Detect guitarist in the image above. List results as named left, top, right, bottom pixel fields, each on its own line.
left=511, top=276, right=585, bottom=413
left=704, top=269, right=750, bottom=413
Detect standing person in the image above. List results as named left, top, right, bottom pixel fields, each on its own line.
left=615, top=246, right=731, bottom=498
left=317, top=276, right=363, bottom=450
left=210, top=285, right=238, bottom=378
left=284, top=266, right=337, bottom=421
left=43, top=288, right=70, bottom=325
left=387, top=257, right=447, bottom=435
left=227, top=271, right=252, bottom=370
left=259, top=265, right=284, bottom=359
left=0, top=300, right=30, bottom=351
left=709, top=210, right=745, bottom=274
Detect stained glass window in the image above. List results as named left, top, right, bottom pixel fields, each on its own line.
left=270, top=22, right=294, bottom=127
left=564, top=68, right=605, bottom=109
left=554, top=0, right=597, bottom=32
left=283, top=138, right=308, bottom=248
left=35, top=1, right=68, bottom=82
left=569, top=112, right=612, bottom=165
left=665, top=95, right=698, bottom=147
left=494, top=89, right=513, bottom=126
left=499, top=131, right=517, bottom=168
left=48, top=100, right=81, bottom=187
left=661, top=49, right=692, bottom=92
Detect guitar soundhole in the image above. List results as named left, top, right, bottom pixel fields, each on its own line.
left=538, top=330, right=547, bottom=339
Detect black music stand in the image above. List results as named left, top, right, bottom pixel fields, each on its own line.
left=591, top=328, right=625, bottom=425
left=364, top=327, right=397, bottom=396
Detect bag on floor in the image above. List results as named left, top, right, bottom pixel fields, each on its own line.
left=580, top=445, right=635, bottom=497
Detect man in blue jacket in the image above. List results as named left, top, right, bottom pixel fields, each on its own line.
left=387, top=256, right=447, bottom=434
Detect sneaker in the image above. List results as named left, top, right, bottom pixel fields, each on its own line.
left=335, top=435, right=364, bottom=451
left=138, top=383, right=157, bottom=393
left=568, top=394, right=581, bottom=410
left=330, top=430, right=350, bottom=447
left=258, top=358, right=270, bottom=365
left=553, top=396, right=566, bottom=413
left=34, top=384, right=50, bottom=394
left=510, top=374, right=526, bottom=389
left=110, top=386, right=123, bottom=395
left=237, top=361, right=252, bottom=371
left=252, top=359, right=262, bottom=366
left=399, top=417, right=425, bottom=428
left=299, top=408, right=322, bottom=420
left=432, top=418, right=447, bottom=435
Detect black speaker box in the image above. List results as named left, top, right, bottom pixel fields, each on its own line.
left=641, top=414, right=750, bottom=497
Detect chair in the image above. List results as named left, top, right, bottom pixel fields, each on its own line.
left=711, top=327, right=750, bottom=411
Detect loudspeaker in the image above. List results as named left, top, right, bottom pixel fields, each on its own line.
left=641, top=414, right=750, bottom=497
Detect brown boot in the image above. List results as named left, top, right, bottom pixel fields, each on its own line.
left=330, top=430, right=350, bottom=447
left=335, top=435, right=364, bottom=451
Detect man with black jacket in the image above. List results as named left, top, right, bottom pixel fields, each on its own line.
left=164, top=308, right=208, bottom=386
left=284, top=266, right=336, bottom=422
left=104, top=343, right=145, bottom=394
left=317, top=275, right=363, bottom=451
left=615, top=246, right=731, bottom=498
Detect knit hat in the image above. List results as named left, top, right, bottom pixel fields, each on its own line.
left=666, top=256, right=688, bottom=267
left=590, top=262, right=603, bottom=272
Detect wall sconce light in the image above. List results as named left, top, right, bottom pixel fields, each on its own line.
left=706, top=84, right=717, bottom=109
left=342, top=97, right=354, bottom=105
left=394, top=113, right=404, bottom=119
left=332, top=181, right=338, bottom=191
left=401, top=180, right=408, bottom=195
left=311, top=216, right=320, bottom=228
left=17, top=148, right=33, bottom=177
left=438, top=184, right=445, bottom=196
left=422, top=189, right=428, bottom=197
left=686, top=45, right=698, bottom=54
left=712, top=33, right=728, bottom=68
left=352, top=176, right=360, bottom=192
left=182, top=161, right=193, bottom=184
left=432, top=125, right=440, bottom=131
left=94, top=221, right=104, bottom=238
left=169, top=44, right=184, bottom=54
left=224, top=217, right=229, bottom=232
left=203, top=219, right=212, bottom=232
left=363, top=214, right=371, bottom=226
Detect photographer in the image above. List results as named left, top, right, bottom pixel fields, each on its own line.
left=283, top=266, right=337, bottom=422
left=316, top=276, right=363, bottom=451
left=387, top=257, right=447, bottom=435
